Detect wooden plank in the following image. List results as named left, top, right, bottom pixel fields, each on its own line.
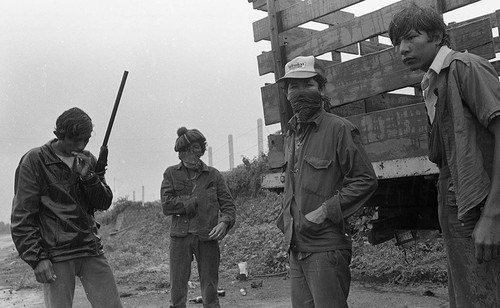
left=258, top=52, right=275, bottom=76
left=252, top=0, right=297, bottom=11
left=497, top=9, right=500, bottom=53
left=261, top=83, right=281, bottom=125
left=286, top=0, right=440, bottom=60
left=267, top=134, right=285, bottom=169
left=325, top=49, right=423, bottom=107
left=280, top=0, right=361, bottom=30
left=252, top=0, right=267, bottom=10
left=360, top=40, right=392, bottom=55
left=448, top=11, right=498, bottom=29
left=313, top=16, right=495, bottom=107
left=441, top=0, right=481, bottom=12
left=258, top=3, right=498, bottom=125
left=253, top=10, right=355, bottom=43
left=331, top=101, right=366, bottom=117
left=365, top=93, right=423, bottom=112
left=254, top=0, right=358, bottom=27
left=492, top=60, right=500, bottom=75
left=261, top=17, right=496, bottom=123
left=497, top=9, right=500, bottom=28
left=449, top=18, right=494, bottom=54
left=330, top=93, right=423, bottom=117
left=255, top=0, right=481, bottom=73
left=267, top=0, right=292, bottom=132
left=252, top=0, right=362, bottom=42
left=255, top=0, right=439, bottom=71
left=347, top=103, right=429, bottom=162
left=280, top=27, right=358, bottom=54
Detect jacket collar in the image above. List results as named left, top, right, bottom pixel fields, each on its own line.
left=441, top=48, right=464, bottom=71
left=174, top=160, right=209, bottom=172
left=41, top=139, right=64, bottom=165
left=40, top=139, right=91, bottom=166
left=287, top=109, right=325, bottom=134
left=428, top=46, right=452, bottom=75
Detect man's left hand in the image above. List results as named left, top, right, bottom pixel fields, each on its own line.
left=305, top=204, right=327, bottom=224
left=209, top=222, right=228, bottom=240
left=473, top=214, right=500, bottom=264
left=72, top=152, right=92, bottom=179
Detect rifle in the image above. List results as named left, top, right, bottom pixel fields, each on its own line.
left=95, top=71, right=129, bottom=176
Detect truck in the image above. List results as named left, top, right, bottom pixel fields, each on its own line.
left=246, top=0, right=500, bottom=244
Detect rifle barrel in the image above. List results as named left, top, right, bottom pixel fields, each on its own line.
left=103, top=71, right=128, bottom=147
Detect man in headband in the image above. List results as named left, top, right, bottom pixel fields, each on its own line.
left=161, top=127, right=236, bottom=308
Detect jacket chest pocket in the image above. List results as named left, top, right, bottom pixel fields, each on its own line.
left=302, top=156, right=333, bottom=198
left=173, top=180, right=195, bottom=196
left=197, top=186, right=218, bottom=214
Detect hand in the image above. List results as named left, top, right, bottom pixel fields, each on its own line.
left=34, top=259, right=57, bottom=283
left=72, top=152, right=92, bottom=178
left=305, top=205, right=327, bottom=224
left=184, top=196, right=198, bottom=217
left=209, top=222, right=228, bottom=240
left=473, top=214, right=500, bottom=264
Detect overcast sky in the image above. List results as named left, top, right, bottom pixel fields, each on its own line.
left=1, top=0, right=498, bottom=224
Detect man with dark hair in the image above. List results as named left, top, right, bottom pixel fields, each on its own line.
left=161, top=127, right=236, bottom=308
left=389, top=4, right=500, bottom=307
left=276, top=55, right=378, bottom=307
left=11, top=107, right=122, bottom=307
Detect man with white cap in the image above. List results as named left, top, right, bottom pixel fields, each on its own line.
left=276, top=55, right=378, bottom=308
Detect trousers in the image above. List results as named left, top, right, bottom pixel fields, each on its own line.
left=169, top=234, right=220, bottom=308
left=438, top=175, right=500, bottom=308
left=43, top=255, right=122, bottom=308
left=289, top=249, right=351, bottom=308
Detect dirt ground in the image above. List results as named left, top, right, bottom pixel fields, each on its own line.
left=0, top=234, right=450, bottom=307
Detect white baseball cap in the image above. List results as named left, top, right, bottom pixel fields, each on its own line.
left=277, top=55, right=326, bottom=82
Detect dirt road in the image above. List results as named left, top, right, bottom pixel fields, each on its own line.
left=0, top=234, right=449, bottom=307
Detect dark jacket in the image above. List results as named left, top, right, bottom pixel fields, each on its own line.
left=278, top=111, right=378, bottom=252
left=161, top=161, right=236, bottom=240
left=11, top=139, right=113, bottom=269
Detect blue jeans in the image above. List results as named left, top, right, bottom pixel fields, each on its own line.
left=43, top=255, right=122, bottom=308
left=290, top=249, right=351, bottom=308
left=169, top=234, right=220, bottom=308
left=438, top=175, right=500, bottom=308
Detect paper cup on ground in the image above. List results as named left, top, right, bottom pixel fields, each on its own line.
left=238, top=262, right=248, bottom=280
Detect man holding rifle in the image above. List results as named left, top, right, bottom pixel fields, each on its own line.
left=11, top=107, right=122, bottom=308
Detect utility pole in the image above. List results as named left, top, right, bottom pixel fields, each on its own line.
left=228, top=134, right=234, bottom=170
left=142, top=185, right=145, bottom=207
left=208, top=146, right=213, bottom=166
left=257, top=118, right=264, bottom=156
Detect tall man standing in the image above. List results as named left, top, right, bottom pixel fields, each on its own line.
left=161, top=127, right=236, bottom=308
left=389, top=4, right=500, bottom=307
left=11, top=107, right=122, bottom=308
left=276, top=55, right=378, bottom=308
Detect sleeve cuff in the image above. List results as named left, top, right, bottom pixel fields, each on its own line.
left=80, top=172, right=98, bottom=184
left=324, top=195, right=343, bottom=225
left=184, top=197, right=197, bottom=215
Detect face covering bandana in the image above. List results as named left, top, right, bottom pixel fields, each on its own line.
left=287, top=89, right=323, bottom=123
left=179, top=150, right=202, bottom=170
